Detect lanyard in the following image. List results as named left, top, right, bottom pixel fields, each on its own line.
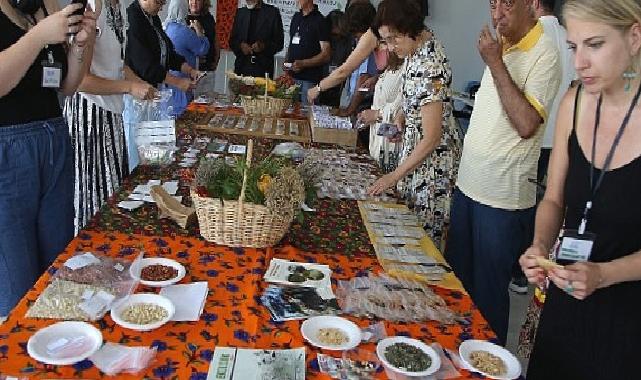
left=579, top=82, right=641, bottom=234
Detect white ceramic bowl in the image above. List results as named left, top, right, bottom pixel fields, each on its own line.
left=376, top=336, right=441, bottom=378
left=301, top=316, right=362, bottom=351
left=130, top=258, right=186, bottom=287
left=459, top=340, right=521, bottom=380
left=111, top=293, right=175, bottom=331
left=27, top=321, right=103, bottom=365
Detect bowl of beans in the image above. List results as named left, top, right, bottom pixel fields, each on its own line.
left=301, top=316, right=362, bottom=351
left=130, top=258, right=186, bottom=287
left=110, top=293, right=175, bottom=331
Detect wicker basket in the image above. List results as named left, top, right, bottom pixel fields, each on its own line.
left=240, top=95, right=291, bottom=117
left=191, top=140, right=296, bottom=248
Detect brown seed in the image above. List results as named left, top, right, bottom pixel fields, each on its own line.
left=140, top=264, right=178, bottom=282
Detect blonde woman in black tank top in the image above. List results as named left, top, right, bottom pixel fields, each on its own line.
left=520, top=0, right=641, bottom=378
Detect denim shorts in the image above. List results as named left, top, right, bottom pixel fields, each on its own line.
left=0, top=117, right=74, bottom=316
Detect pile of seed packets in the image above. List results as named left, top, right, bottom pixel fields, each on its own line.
left=178, top=136, right=211, bottom=168
left=360, top=202, right=451, bottom=282
left=311, top=105, right=353, bottom=129
left=208, top=113, right=302, bottom=137
left=304, top=149, right=395, bottom=201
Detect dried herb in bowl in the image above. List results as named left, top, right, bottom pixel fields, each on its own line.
left=384, top=342, right=432, bottom=372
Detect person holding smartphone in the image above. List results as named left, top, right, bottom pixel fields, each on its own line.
left=0, top=0, right=96, bottom=316
left=164, top=0, right=209, bottom=116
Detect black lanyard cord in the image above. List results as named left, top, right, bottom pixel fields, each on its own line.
left=580, top=81, right=641, bottom=233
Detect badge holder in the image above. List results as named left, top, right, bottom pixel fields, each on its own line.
left=292, top=32, right=301, bottom=45
left=41, top=50, right=62, bottom=89
left=557, top=225, right=596, bottom=264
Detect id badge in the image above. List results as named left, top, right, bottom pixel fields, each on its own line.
left=292, top=34, right=301, bottom=45
left=41, top=61, right=62, bottom=89
left=557, top=229, right=596, bottom=262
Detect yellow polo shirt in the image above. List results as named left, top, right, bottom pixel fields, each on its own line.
left=456, top=21, right=561, bottom=210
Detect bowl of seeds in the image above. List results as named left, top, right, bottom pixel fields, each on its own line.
left=110, top=293, right=175, bottom=331
left=301, top=316, right=363, bottom=351
left=130, top=258, right=186, bottom=288
left=376, top=336, right=441, bottom=378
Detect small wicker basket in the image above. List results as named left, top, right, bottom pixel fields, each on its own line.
left=191, top=140, right=296, bottom=248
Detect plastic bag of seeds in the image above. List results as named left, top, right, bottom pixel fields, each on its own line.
left=26, top=252, right=142, bottom=321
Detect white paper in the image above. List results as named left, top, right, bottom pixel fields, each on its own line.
left=64, top=253, right=101, bottom=270
left=118, top=200, right=144, bottom=210
left=132, top=185, right=150, bottom=194
left=147, top=180, right=162, bottom=186
left=162, top=181, right=179, bottom=195
left=159, top=282, right=209, bottom=321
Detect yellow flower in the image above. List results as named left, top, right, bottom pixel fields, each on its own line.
left=258, top=174, right=272, bottom=193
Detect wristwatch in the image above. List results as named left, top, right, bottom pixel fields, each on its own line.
left=315, top=83, right=322, bottom=93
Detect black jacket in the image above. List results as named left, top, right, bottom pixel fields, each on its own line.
left=125, top=1, right=185, bottom=86
left=229, top=3, right=284, bottom=78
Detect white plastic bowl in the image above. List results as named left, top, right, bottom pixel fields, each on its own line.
left=301, top=316, right=362, bottom=351
left=376, top=336, right=441, bottom=379
left=111, top=293, right=175, bottom=331
left=130, top=258, right=186, bottom=287
left=27, top=321, right=103, bottom=365
left=459, top=340, right=521, bottom=380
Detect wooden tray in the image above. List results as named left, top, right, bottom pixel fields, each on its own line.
left=196, top=113, right=311, bottom=143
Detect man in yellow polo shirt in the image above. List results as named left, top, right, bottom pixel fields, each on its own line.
left=445, top=0, right=560, bottom=345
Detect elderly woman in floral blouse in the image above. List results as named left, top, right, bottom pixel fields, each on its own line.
left=367, top=0, right=462, bottom=249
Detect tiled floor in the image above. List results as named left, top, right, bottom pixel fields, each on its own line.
left=506, top=286, right=534, bottom=377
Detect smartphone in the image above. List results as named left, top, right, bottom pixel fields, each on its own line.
left=376, top=123, right=398, bottom=137
left=195, top=71, right=207, bottom=83
left=71, top=0, right=88, bottom=18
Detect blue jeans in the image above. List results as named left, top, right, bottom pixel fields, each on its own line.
left=445, top=188, right=534, bottom=345
left=0, top=117, right=74, bottom=316
left=295, top=79, right=316, bottom=106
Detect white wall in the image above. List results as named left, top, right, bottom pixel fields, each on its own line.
left=426, top=1, right=491, bottom=92
left=369, top=0, right=491, bottom=91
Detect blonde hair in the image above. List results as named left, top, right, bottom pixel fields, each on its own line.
left=563, top=0, right=641, bottom=69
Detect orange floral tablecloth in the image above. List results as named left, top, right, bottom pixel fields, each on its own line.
left=0, top=232, right=494, bottom=379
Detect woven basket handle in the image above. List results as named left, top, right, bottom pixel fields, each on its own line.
left=238, top=139, right=254, bottom=210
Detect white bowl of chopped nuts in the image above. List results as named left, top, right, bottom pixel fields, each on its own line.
left=110, top=293, right=175, bottom=331
left=301, top=316, right=362, bottom=351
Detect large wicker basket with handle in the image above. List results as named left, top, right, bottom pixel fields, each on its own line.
left=191, top=140, right=296, bottom=248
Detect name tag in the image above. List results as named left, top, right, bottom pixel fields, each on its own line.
left=42, top=63, right=62, bottom=89
left=557, top=229, right=596, bottom=262
left=292, top=35, right=301, bottom=45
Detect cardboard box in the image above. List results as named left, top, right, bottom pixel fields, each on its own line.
left=309, top=114, right=358, bottom=147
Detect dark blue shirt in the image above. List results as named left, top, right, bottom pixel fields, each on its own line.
left=288, top=5, right=330, bottom=83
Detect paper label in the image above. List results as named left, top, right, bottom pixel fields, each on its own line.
left=64, top=253, right=101, bottom=270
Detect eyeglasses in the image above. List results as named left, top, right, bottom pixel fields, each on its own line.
left=379, top=34, right=401, bottom=47
left=489, top=0, right=516, bottom=10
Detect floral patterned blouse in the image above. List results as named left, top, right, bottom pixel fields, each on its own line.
left=397, top=32, right=462, bottom=248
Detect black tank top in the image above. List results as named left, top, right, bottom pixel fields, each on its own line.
left=564, top=87, right=641, bottom=263
left=0, top=8, right=68, bottom=125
